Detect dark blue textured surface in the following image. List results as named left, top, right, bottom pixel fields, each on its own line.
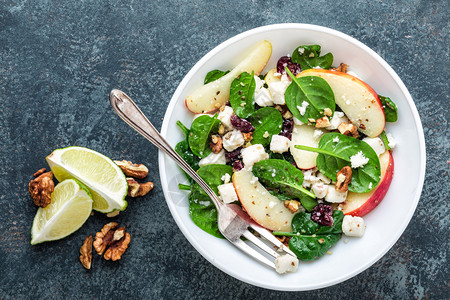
left=0, top=1, right=448, bottom=298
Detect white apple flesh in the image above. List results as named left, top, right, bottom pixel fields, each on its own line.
left=297, top=69, right=385, bottom=138
left=290, top=124, right=324, bottom=169
left=233, top=170, right=296, bottom=232
left=338, top=150, right=394, bottom=216
left=185, top=40, right=272, bottom=114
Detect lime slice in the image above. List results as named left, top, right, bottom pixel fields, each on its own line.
left=31, top=179, right=93, bottom=245
left=46, top=146, right=128, bottom=213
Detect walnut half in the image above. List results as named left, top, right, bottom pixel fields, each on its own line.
left=284, top=200, right=301, bottom=214
left=80, top=235, right=93, bottom=270
left=338, top=122, right=359, bottom=138
left=127, top=178, right=154, bottom=197
left=29, top=168, right=54, bottom=208
left=335, top=166, right=352, bottom=192
left=114, top=160, right=149, bottom=179
left=93, top=222, right=131, bottom=261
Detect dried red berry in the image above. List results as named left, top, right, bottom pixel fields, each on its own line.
left=310, top=204, right=334, bottom=227
left=279, top=119, right=294, bottom=140
left=276, top=56, right=302, bottom=76
left=230, top=115, right=255, bottom=133
left=232, top=160, right=244, bottom=172
left=225, top=148, right=242, bottom=162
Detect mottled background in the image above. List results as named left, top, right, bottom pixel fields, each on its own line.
left=0, top=0, right=448, bottom=299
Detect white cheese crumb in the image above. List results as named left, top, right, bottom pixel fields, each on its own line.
left=263, top=131, right=270, bottom=138
left=332, top=137, right=340, bottom=143
left=386, top=132, right=396, bottom=149
left=342, top=215, right=366, bottom=237
left=350, top=151, right=369, bottom=168
left=241, top=144, right=269, bottom=169
left=297, top=101, right=309, bottom=116
left=270, top=135, right=291, bottom=154
left=313, top=129, right=324, bottom=141
left=362, top=137, right=385, bottom=157
left=275, top=254, right=299, bottom=274
left=198, top=150, right=226, bottom=167
left=293, top=117, right=304, bottom=126
left=368, top=182, right=373, bottom=189
left=221, top=173, right=231, bottom=184
left=218, top=183, right=238, bottom=204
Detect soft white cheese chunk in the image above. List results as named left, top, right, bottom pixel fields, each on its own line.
left=275, top=254, right=299, bottom=274
left=316, top=172, right=331, bottom=184
left=270, top=135, right=291, bottom=154
left=313, top=129, right=324, bottom=141
left=218, top=183, right=238, bottom=204
left=222, top=130, right=245, bottom=152
left=327, top=111, right=349, bottom=130
left=325, top=185, right=348, bottom=203
left=297, top=101, right=309, bottom=116
left=267, top=74, right=291, bottom=105
left=312, top=182, right=329, bottom=198
left=293, top=117, right=304, bottom=126
left=241, top=144, right=269, bottom=169
left=362, top=137, right=385, bottom=157
left=218, top=106, right=235, bottom=131
left=221, top=173, right=231, bottom=184
left=386, top=132, right=396, bottom=149
left=253, top=75, right=274, bottom=107
left=342, top=215, right=366, bottom=237
left=350, top=151, right=369, bottom=168
left=198, top=149, right=226, bottom=167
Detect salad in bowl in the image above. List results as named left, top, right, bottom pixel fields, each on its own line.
left=159, top=24, right=424, bottom=291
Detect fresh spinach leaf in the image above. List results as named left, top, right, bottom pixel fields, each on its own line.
left=379, top=95, right=398, bottom=122
left=285, top=69, right=335, bottom=124
left=204, top=69, right=230, bottom=84
left=175, top=121, right=200, bottom=183
left=248, top=107, right=283, bottom=146
left=380, top=131, right=391, bottom=150
left=273, top=211, right=343, bottom=261
left=188, top=164, right=233, bottom=239
left=188, top=114, right=220, bottom=158
left=299, top=194, right=318, bottom=212
left=230, top=71, right=256, bottom=118
left=252, top=159, right=315, bottom=199
left=291, top=45, right=334, bottom=70
left=295, top=133, right=381, bottom=193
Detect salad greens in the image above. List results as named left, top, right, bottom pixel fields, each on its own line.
left=380, top=131, right=391, bottom=150
left=295, top=133, right=381, bottom=193
left=379, top=95, right=398, bottom=122
left=204, top=69, right=230, bottom=84
left=291, top=45, right=334, bottom=70
left=248, top=107, right=283, bottom=146
left=285, top=68, right=335, bottom=123
left=188, top=114, right=221, bottom=158
left=230, top=71, right=256, bottom=118
left=175, top=121, right=200, bottom=174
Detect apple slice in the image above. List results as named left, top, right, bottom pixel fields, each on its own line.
left=185, top=40, right=272, bottom=114
left=297, top=69, right=385, bottom=138
left=338, top=150, right=394, bottom=217
left=290, top=124, right=326, bottom=169
left=263, top=68, right=278, bottom=85
left=233, top=170, right=295, bottom=232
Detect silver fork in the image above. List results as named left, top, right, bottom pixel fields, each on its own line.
left=109, top=89, right=297, bottom=269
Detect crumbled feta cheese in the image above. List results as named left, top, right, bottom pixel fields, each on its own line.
left=270, top=135, right=291, bottom=153
left=221, top=173, right=231, bottom=184
left=297, top=47, right=305, bottom=55
left=342, top=215, right=366, bottom=237
left=313, top=129, right=324, bottom=141
left=316, top=172, right=331, bottom=184
left=362, top=137, right=385, bottom=157
left=222, top=130, right=245, bottom=152
left=267, top=74, right=290, bottom=105
left=368, top=182, right=373, bottom=189
left=386, top=132, right=396, bottom=149
left=254, top=87, right=274, bottom=107
left=325, top=185, right=348, bottom=203
left=293, top=117, right=304, bottom=126
left=241, top=144, right=269, bottom=169
left=297, top=101, right=309, bottom=116
left=350, top=151, right=369, bottom=168
left=312, top=182, right=328, bottom=198
left=332, top=137, right=340, bottom=143
left=327, top=111, right=349, bottom=130
left=198, top=149, right=226, bottom=167
left=218, top=183, right=238, bottom=204
left=275, top=254, right=299, bottom=274
left=218, top=106, right=234, bottom=131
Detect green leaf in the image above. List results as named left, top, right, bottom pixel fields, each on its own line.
left=285, top=69, right=335, bottom=124
left=291, top=45, right=334, bottom=70
left=175, top=121, right=200, bottom=183
left=252, top=159, right=315, bottom=199
left=299, top=194, right=318, bottom=212
left=188, top=114, right=221, bottom=158
left=379, top=95, right=398, bottom=122
left=230, top=71, right=256, bottom=118
left=248, top=107, right=283, bottom=146
left=296, top=132, right=381, bottom=193
left=380, top=131, right=391, bottom=150
left=204, top=69, right=230, bottom=84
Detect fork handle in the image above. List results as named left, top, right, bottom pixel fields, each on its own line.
left=109, top=89, right=222, bottom=208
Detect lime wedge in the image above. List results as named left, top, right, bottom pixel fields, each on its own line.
left=46, top=146, right=128, bottom=213
left=31, top=179, right=93, bottom=245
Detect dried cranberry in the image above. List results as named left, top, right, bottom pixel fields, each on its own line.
left=276, top=56, right=302, bottom=76
left=310, top=204, right=334, bottom=226
left=232, top=160, right=244, bottom=172
left=279, top=119, right=294, bottom=140
left=230, top=115, right=255, bottom=133
left=225, top=148, right=242, bottom=162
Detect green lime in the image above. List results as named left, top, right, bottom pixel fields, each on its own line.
left=31, top=179, right=93, bottom=245
left=46, top=146, right=128, bottom=213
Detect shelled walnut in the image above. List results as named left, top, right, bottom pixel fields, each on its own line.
left=93, top=222, right=131, bottom=261
left=114, top=160, right=149, bottom=179
left=336, top=166, right=352, bottom=192
left=338, top=122, right=359, bottom=138
left=79, top=235, right=93, bottom=269
left=127, top=178, right=154, bottom=197
left=29, top=168, right=54, bottom=208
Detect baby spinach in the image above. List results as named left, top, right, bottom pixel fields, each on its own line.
left=188, top=114, right=220, bottom=158
left=299, top=194, right=318, bottom=212
left=175, top=121, right=200, bottom=183
left=291, top=45, right=334, bottom=70
left=248, top=107, right=283, bottom=146
left=284, top=68, right=335, bottom=124
left=230, top=71, right=256, bottom=118
left=273, top=210, right=343, bottom=261
left=204, top=69, right=230, bottom=84
left=379, top=95, right=398, bottom=122
left=252, top=159, right=316, bottom=199
left=380, top=131, right=391, bottom=150
left=295, top=133, right=381, bottom=193
left=188, top=164, right=233, bottom=239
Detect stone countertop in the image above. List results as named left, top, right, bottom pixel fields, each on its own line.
left=0, top=1, right=448, bottom=299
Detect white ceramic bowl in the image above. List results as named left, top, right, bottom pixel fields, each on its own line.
left=159, top=24, right=426, bottom=291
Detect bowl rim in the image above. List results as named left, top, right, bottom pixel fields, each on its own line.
left=158, top=23, right=426, bottom=290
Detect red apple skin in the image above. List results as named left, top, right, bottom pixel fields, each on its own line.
left=338, top=151, right=394, bottom=217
